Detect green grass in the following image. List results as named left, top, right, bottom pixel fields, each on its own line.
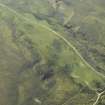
left=0, top=0, right=105, bottom=105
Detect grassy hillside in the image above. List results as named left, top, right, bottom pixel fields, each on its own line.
left=0, top=0, right=105, bottom=75
left=0, top=0, right=105, bottom=105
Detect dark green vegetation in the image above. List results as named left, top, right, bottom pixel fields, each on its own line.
left=0, top=0, right=105, bottom=105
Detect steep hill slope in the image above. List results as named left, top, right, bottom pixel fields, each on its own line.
left=0, top=0, right=105, bottom=105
